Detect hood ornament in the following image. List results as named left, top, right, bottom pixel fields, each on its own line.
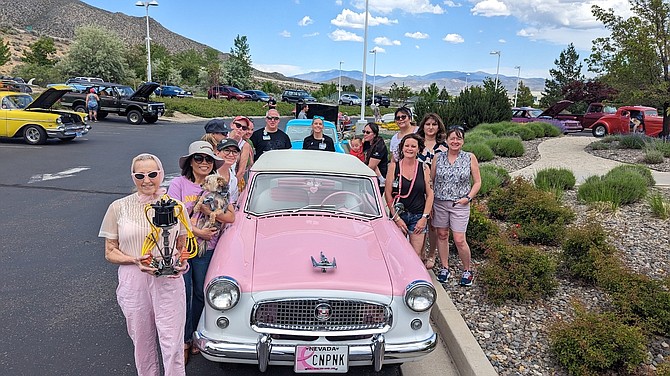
left=311, top=251, right=337, bottom=273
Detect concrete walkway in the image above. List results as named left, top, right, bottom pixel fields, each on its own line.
left=510, top=136, right=670, bottom=186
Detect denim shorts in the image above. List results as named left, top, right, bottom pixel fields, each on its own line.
left=399, top=212, right=428, bottom=234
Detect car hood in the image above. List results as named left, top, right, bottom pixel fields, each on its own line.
left=25, top=86, right=72, bottom=110
left=539, top=100, right=574, bottom=118
left=251, top=216, right=393, bottom=296
left=131, top=82, right=160, bottom=100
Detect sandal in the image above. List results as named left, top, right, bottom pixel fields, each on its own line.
left=184, top=344, right=190, bottom=365
left=424, top=257, right=435, bottom=270
left=190, top=346, right=200, bottom=355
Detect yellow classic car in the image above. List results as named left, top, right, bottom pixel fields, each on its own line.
left=0, top=85, right=90, bottom=145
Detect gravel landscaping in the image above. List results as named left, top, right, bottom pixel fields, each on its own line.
left=439, top=135, right=670, bottom=375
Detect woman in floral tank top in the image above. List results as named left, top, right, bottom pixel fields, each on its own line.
left=430, top=126, right=481, bottom=286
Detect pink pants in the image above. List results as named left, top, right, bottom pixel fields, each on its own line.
left=116, top=265, right=186, bottom=376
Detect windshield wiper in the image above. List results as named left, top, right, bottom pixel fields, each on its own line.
left=291, top=204, right=337, bottom=213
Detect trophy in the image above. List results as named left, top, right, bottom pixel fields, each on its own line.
left=142, top=196, right=198, bottom=276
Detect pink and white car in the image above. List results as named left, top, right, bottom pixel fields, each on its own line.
left=193, top=150, right=437, bottom=373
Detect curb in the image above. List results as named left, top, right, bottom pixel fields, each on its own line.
left=429, top=271, right=499, bottom=376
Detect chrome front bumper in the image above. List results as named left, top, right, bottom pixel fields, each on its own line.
left=193, top=331, right=437, bottom=372
left=47, top=124, right=90, bottom=139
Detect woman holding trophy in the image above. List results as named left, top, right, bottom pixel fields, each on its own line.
left=99, top=153, right=190, bottom=376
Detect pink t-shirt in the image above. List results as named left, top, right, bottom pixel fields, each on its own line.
left=167, top=175, right=222, bottom=251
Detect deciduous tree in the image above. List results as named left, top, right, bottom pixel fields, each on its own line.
left=59, top=26, right=128, bottom=83
left=22, top=37, right=57, bottom=66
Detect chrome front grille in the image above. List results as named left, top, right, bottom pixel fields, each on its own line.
left=252, top=299, right=391, bottom=332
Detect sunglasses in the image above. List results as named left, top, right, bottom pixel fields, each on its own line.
left=448, top=125, right=465, bottom=131
left=266, top=116, right=280, bottom=121
left=192, top=154, right=214, bottom=164
left=221, top=148, right=240, bottom=156
left=132, top=171, right=159, bottom=180
left=234, top=122, right=249, bottom=131
left=395, top=115, right=408, bottom=121
left=363, top=130, right=374, bottom=135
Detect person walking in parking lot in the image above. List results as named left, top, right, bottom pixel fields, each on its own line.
left=263, top=95, right=277, bottom=110
left=302, top=116, right=335, bottom=152
left=298, top=104, right=309, bottom=119
left=250, top=109, right=291, bottom=161
left=86, top=88, right=100, bottom=122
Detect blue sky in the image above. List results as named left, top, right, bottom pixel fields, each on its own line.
left=80, top=0, right=631, bottom=79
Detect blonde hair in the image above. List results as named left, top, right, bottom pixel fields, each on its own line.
left=201, top=133, right=218, bottom=148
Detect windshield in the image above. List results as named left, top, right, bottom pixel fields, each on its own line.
left=229, top=87, right=244, bottom=94
left=286, top=125, right=337, bottom=143
left=2, top=94, right=33, bottom=109
left=644, top=109, right=659, bottom=117
left=116, top=86, right=134, bottom=97
left=603, top=106, right=617, bottom=114
left=246, top=173, right=381, bottom=217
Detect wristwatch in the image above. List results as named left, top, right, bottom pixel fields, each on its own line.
left=466, top=195, right=472, bottom=202
left=422, top=213, right=430, bottom=219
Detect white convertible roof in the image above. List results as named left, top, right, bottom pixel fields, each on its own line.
left=251, top=149, right=376, bottom=177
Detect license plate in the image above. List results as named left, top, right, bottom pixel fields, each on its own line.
left=295, top=345, right=348, bottom=373
left=76, top=132, right=82, bottom=137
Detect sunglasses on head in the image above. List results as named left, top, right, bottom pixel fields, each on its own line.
left=266, top=116, right=280, bottom=121
left=133, top=171, right=159, bottom=180
left=448, top=125, right=465, bottom=131
left=313, top=115, right=324, bottom=120
left=234, top=122, right=249, bottom=131
left=192, top=154, right=214, bottom=164
left=395, top=114, right=408, bottom=121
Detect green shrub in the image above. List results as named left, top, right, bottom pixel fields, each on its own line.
left=466, top=204, right=499, bottom=259
left=549, top=307, right=647, bottom=376
left=462, top=142, right=494, bottom=162
left=536, top=122, right=562, bottom=137
left=590, top=141, right=611, bottom=150
left=534, top=168, right=576, bottom=192
left=499, top=125, right=536, bottom=140
left=648, top=139, right=670, bottom=157
left=479, top=164, right=510, bottom=196
left=648, top=192, right=670, bottom=219
left=162, top=97, right=296, bottom=117
left=606, top=164, right=655, bottom=186
left=485, top=137, right=525, bottom=157
left=601, top=135, right=621, bottom=143
left=474, top=123, right=505, bottom=135
left=526, top=122, right=546, bottom=138
left=561, top=222, right=617, bottom=282
left=617, top=134, right=647, bottom=149
left=479, top=240, right=557, bottom=303
left=642, top=148, right=665, bottom=164
left=657, top=362, right=670, bottom=376
left=467, top=129, right=497, bottom=140
left=577, top=171, right=648, bottom=208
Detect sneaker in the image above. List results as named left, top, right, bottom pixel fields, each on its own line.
left=460, top=270, right=473, bottom=286
left=437, top=268, right=451, bottom=283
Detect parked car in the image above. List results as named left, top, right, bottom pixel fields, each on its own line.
left=284, top=119, right=346, bottom=153
left=193, top=149, right=438, bottom=373
left=0, top=85, right=89, bottom=145
left=555, top=102, right=617, bottom=129
left=243, top=90, right=270, bottom=102
left=512, top=100, right=583, bottom=133
left=207, top=85, right=252, bottom=100
left=0, top=79, right=32, bottom=93
left=365, top=94, right=391, bottom=108
left=66, top=77, right=104, bottom=85
left=281, top=89, right=316, bottom=103
left=339, top=93, right=362, bottom=106
left=60, top=82, right=165, bottom=125
left=591, top=106, right=664, bottom=137
left=155, top=85, right=193, bottom=98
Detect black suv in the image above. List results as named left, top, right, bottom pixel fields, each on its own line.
left=60, top=82, right=165, bottom=125
left=365, top=94, right=391, bottom=108
left=281, top=89, right=316, bottom=103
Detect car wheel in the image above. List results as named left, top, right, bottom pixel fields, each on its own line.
left=23, top=125, right=47, bottom=145
left=127, top=110, right=143, bottom=125
left=60, top=136, right=76, bottom=142
left=592, top=124, right=607, bottom=137
left=143, top=115, right=158, bottom=124
left=74, top=104, right=86, bottom=113
left=97, top=111, right=108, bottom=119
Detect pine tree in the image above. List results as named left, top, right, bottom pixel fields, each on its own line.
left=540, top=43, right=583, bottom=107
left=0, top=40, right=10, bottom=66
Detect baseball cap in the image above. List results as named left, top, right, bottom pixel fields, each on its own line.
left=204, top=118, right=231, bottom=134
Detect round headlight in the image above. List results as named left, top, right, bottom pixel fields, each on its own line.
left=404, top=281, right=436, bottom=312
left=56, top=117, right=63, bottom=124
left=206, top=277, right=240, bottom=311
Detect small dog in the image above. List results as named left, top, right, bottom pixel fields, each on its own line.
left=193, top=174, right=229, bottom=231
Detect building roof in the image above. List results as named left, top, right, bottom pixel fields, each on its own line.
left=251, top=149, right=376, bottom=177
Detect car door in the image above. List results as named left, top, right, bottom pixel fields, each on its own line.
left=0, top=97, right=9, bottom=136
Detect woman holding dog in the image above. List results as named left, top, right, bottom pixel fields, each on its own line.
left=167, top=141, right=235, bottom=364
left=99, top=153, right=189, bottom=375
left=385, top=133, right=434, bottom=259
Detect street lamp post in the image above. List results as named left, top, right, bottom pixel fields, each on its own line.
left=338, top=61, right=343, bottom=104
left=514, top=65, right=521, bottom=107
left=369, top=49, right=377, bottom=104
left=490, top=50, right=501, bottom=91
left=136, top=0, right=159, bottom=82
left=357, top=0, right=370, bottom=134
left=465, top=73, right=470, bottom=89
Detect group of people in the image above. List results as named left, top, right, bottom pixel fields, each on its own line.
left=97, top=106, right=479, bottom=375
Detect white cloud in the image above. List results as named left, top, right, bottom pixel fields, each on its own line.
left=470, top=0, right=509, bottom=17
left=331, top=9, right=398, bottom=29
left=443, top=33, right=465, bottom=43
left=303, top=32, right=320, bottom=37
left=279, top=30, right=291, bottom=38
left=444, top=0, right=461, bottom=6
left=498, top=39, right=506, bottom=43
left=516, top=26, right=609, bottom=50
left=374, top=37, right=401, bottom=46
left=415, top=45, right=421, bottom=49
left=335, top=0, right=342, bottom=4
left=405, top=31, right=430, bottom=39
left=298, top=16, right=313, bottom=26
left=372, top=46, right=387, bottom=53
left=329, top=29, right=364, bottom=42
left=351, top=0, right=444, bottom=14
left=253, top=63, right=303, bottom=76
